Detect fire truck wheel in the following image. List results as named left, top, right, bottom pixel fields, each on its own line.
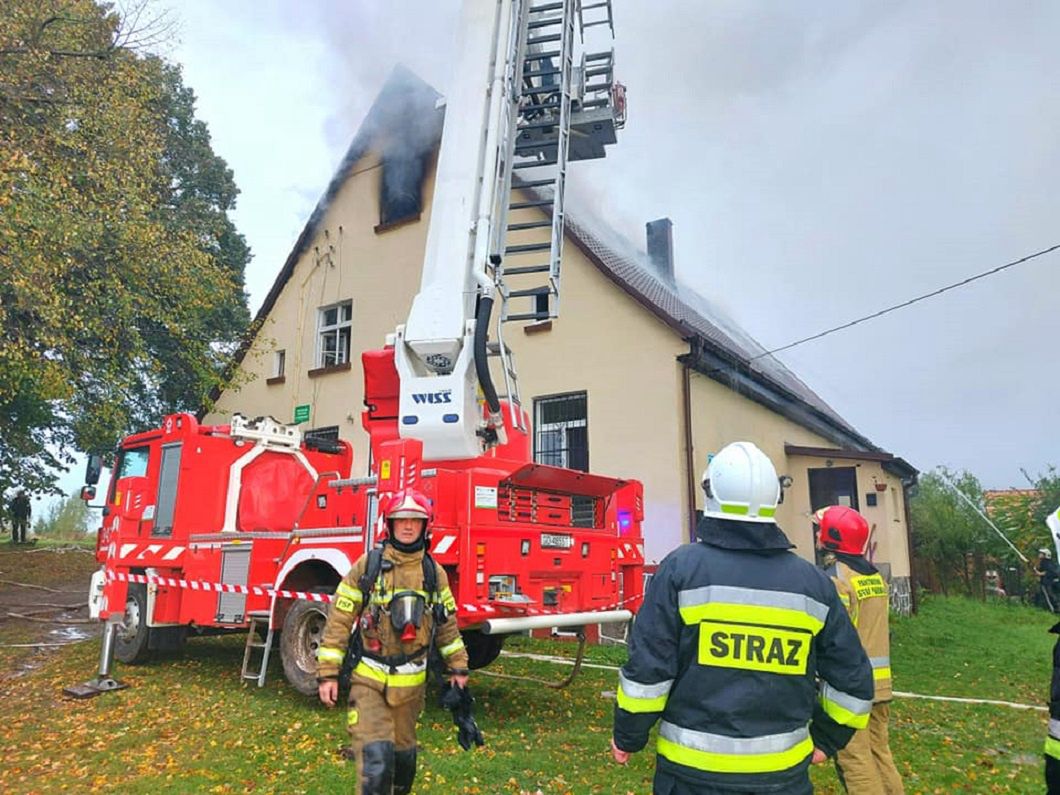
left=462, top=630, right=505, bottom=669
left=114, top=584, right=152, bottom=664
left=281, top=597, right=330, bottom=696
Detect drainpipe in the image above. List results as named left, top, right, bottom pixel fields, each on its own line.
left=679, top=346, right=697, bottom=543
left=901, top=475, right=919, bottom=615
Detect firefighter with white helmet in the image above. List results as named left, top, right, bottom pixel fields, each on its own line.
left=317, top=488, right=469, bottom=794
left=1036, top=547, right=1060, bottom=612
left=816, top=505, right=904, bottom=794
left=611, top=441, right=873, bottom=794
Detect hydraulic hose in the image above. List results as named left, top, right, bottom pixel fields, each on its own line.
left=474, top=295, right=501, bottom=414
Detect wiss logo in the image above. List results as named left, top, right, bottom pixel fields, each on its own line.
left=412, top=390, right=453, bottom=405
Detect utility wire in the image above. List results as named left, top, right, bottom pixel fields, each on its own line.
left=746, top=242, right=1060, bottom=362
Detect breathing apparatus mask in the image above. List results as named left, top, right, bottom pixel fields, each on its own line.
left=388, top=590, right=427, bottom=642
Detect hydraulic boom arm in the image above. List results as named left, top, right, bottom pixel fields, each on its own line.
left=393, top=0, right=623, bottom=460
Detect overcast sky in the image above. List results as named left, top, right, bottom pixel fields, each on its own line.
left=152, top=0, right=1060, bottom=490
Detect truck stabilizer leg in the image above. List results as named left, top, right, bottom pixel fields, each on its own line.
left=63, top=616, right=129, bottom=699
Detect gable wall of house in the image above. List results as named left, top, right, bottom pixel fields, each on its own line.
left=209, top=150, right=438, bottom=476
left=208, top=144, right=911, bottom=580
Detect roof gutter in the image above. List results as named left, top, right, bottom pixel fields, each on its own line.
left=682, top=338, right=879, bottom=453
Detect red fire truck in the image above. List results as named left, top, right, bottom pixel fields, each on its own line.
left=78, top=346, right=642, bottom=697
left=70, top=0, right=639, bottom=698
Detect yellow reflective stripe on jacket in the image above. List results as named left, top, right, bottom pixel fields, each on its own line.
left=1046, top=734, right=1060, bottom=760
left=657, top=721, right=812, bottom=774
left=678, top=585, right=829, bottom=634
left=354, top=660, right=427, bottom=688
left=439, top=586, right=457, bottom=613
left=870, top=656, right=892, bottom=682
left=334, top=582, right=363, bottom=613
left=616, top=671, right=672, bottom=714
left=317, top=646, right=345, bottom=665
left=820, top=683, right=871, bottom=729
left=439, top=636, right=466, bottom=658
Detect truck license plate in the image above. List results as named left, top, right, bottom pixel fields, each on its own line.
left=541, top=533, right=573, bottom=549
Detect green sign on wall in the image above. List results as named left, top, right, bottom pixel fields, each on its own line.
left=293, top=404, right=311, bottom=424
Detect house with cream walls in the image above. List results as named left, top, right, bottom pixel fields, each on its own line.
left=207, top=68, right=918, bottom=611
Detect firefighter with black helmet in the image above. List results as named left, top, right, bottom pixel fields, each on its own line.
left=317, top=488, right=470, bottom=794
left=816, top=504, right=904, bottom=794
left=611, top=442, right=873, bottom=794
left=1036, top=548, right=1060, bottom=611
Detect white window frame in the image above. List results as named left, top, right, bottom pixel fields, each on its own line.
left=273, top=349, right=286, bottom=378
left=316, top=300, right=353, bottom=368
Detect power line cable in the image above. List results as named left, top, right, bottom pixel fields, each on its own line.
left=744, top=242, right=1060, bottom=363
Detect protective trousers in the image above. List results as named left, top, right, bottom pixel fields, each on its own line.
left=652, top=768, right=812, bottom=795
left=835, top=702, right=904, bottom=794
left=347, top=683, right=424, bottom=795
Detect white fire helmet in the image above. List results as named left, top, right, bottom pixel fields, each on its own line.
left=701, top=442, right=781, bottom=523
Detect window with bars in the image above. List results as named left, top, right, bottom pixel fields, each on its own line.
left=533, top=392, right=588, bottom=472
left=317, top=301, right=352, bottom=368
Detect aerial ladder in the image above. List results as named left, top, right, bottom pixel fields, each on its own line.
left=393, top=0, right=625, bottom=461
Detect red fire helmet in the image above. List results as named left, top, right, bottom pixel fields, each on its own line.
left=816, top=505, right=870, bottom=556
left=384, top=488, right=432, bottom=523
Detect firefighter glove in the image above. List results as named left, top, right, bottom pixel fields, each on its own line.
left=440, top=682, right=485, bottom=751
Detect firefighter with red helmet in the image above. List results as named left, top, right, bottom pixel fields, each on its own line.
left=317, top=488, right=470, bottom=794
left=816, top=504, right=905, bottom=794
left=612, top=442, right=873, bottom=794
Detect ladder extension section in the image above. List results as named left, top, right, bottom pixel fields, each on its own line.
left=496, top=0, right=619, bottom=328
left=498, top=0, right=575, bottom=327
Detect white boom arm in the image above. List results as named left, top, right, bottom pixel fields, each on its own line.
left=393, top=0, right=517, bottom=460
left=393, top=0, right=621, bottom=461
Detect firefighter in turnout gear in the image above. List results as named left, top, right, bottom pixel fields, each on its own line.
left=1045, top=621, right=1060, bottom=793
left=611, top=442, right=874, bottom=794
left=317, top=489, right=470, bottom=794
left=817, top=505, right=904, bottom=794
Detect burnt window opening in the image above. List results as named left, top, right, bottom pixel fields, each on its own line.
left=533, top=392, right=588, bottom=472
left=379, top=153, right=426, bottom=228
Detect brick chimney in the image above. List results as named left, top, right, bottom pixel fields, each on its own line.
left=646, top=218, right=674, bottom=285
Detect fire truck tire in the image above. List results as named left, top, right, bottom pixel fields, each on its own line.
left=281, top=596, right=330, bottom=696
left=114, top=584, right=152, bottom=664
left=462, top=630, right=506, bottom=669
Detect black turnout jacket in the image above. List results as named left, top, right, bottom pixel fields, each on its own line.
left=613, top=517, right=874, bottom=792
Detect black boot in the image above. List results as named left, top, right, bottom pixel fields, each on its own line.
left=393, top=746, right=417, bottom=795
left=361, top=740, right=395, bottom=795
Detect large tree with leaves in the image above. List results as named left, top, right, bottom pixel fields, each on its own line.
left=910, top=468, right=999, bottom=597
left=986, top=467, right=1060, bottom=558
left=0, top=1, right=250, bottom=495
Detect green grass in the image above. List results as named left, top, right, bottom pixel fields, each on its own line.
left=0, top=565, right=1055, bottom=793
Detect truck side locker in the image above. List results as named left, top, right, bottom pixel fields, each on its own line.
left=216, top=543, right=251, bottom=624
